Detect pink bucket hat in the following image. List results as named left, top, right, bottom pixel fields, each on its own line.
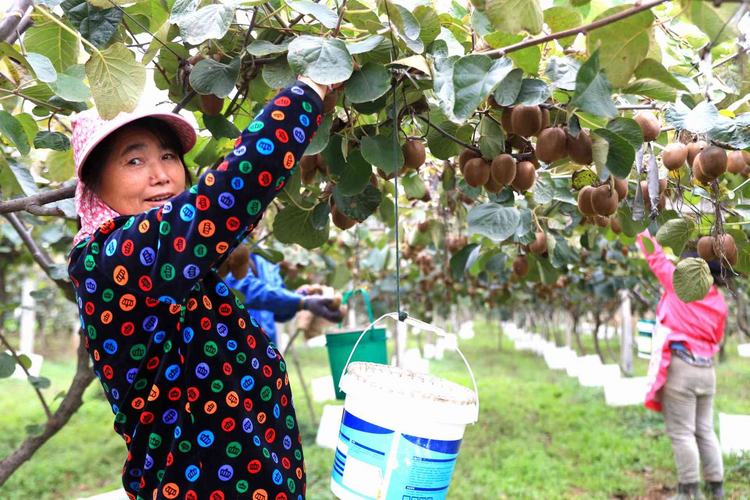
left=70, top=107, right=197, bottom=246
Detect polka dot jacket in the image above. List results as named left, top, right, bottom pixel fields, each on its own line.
left=67, top=82, right=323, bottom=500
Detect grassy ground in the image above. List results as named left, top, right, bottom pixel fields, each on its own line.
left=1, top=322, right=749, bottom=499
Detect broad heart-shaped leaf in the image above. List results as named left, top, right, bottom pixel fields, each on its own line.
left=245, top=40, right=292, bottom=57
left=512, top=78, right=551, bottom=105
left=486, top=0, right=543, bottom=35
left=336, top=150, right=373, bottom=196
left=665, top=101, right=736, bottom=138
left=606, top=117, right=643, bottom=151
left=25, top=53, right=57, bottom=83
left=0, top=112, right=30, bottom=155
left=426, top=121, right=473, bottom=160
left=624, top=79, right=676, bottom=102
left=49, top=72, right=91, bottom=102
left=377, top=0, right=420, bottom=40
left=311, top=202, right=331, bottom=230
left=414, top=6, right=441, bottom=48
left=478, top=116, right=505, bottom=159
left=536, top=256, right=559, bottom=285
left=288, top=36, right=353, bottom=85
left=262, top=57, right=297, bottom=89
left=592, top=128, right=635, bottom=179
left=467, top=203, right=521, bottom=241
left=493, top=68, right=523, bottom=106
left=656, top=218, right=692, bottom=256
left=203, top=114, right=240, bottom=140
left=545, top=56, right=580, bottom=91
left=587, top=5, right=653, bottom=88
left=618, top=205, right=650, bottom=237
left=34, top=131, right=70, bottom=151
left=190, top=57, right=241, bottom=98
left=44, top=149, right=75, bottom=182
left=87, top=0, right=145, bottom=6
left=484, top=33, right=540, bottom=76
left=0, top=353, right=15, bottom=378
left=361, top=135, right=403, bottom=175
left=450, top=243, right=481, bottom=281
left=23, top=14, right=79, bottom=73
left=680, top=0, right=737, bottom=44
left=401, top=172, right=427, bottom=199
left=288, top=1, right=339, bottom=29
left=85, top=43, right=146, bottom=120
left=343, top=63, right=391, bottom=104
left=346, top=36, right=386, bottom=56
left=570, top=48, right=617, bottom=119
left=533, top=172, right=555, bottom=204
left=61, top=0, right=123, bottom=48
left=452, top=55, right=514, bottom=120
left=177, top=3, right=234, bottom=45
left=274, top=203, right=330, bottom=249
left=321, top=134, right=346, bottom=175
left=332, top=184, right=382, bottom=221
left=673, top=258, right=713, bottom=303
left=7, top=160, right=39, bottom=196
left=543, top=6, right=582, bottom=48
left=634, top=58, right=689, bottom=92
left=305, top=114, right=333, bottom=156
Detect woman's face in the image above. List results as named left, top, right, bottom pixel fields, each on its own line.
left=96, top=124, right=186, bottom=215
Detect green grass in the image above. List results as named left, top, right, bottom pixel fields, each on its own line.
left=1, top=323, right=749, bottom=499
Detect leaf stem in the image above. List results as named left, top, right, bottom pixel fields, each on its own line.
left=0, top=87, right=65, bottom=112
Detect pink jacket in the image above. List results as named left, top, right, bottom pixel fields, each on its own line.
left=636, top=231, right=727, bottom=411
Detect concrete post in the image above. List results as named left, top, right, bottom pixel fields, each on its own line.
left=620, top=290, right=633, bottom=376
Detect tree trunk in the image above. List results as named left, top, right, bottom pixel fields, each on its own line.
left=571, top=311, right=586, bottom=355
left=592, top=309, right=605, bottom=363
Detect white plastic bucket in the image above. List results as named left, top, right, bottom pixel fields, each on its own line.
left=331, top=313, right=479, bottom=500
left=636, top=319, right=655, bottom=359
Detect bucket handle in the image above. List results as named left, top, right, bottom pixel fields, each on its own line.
left=338, top=289, right=375, bottom=329
left=338, top=312, right=479, bottom=423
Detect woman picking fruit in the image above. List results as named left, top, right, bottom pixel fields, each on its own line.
left=67, top=76, right=327, bottom=500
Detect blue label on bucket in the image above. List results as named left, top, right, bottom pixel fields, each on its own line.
left=332, top=410, right=462, bottom=500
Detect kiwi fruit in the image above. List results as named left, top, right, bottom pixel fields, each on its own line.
left=536, top=127, right=567, bottom=163
left=217, top=259, right=231, bottom=279
left=316, top=153, right=329, bottom=175
left=417, top=221, right=430, bottom=233
left=540, top=107, right=550, bottom=131
left=611, top=217, right=622, bottom=234
left=594, top=216, right=610, bottom=228
left=743, top=151, right=750, bottom=166
left=714, top=234, right=738, bottom=266
left=662, top=143, right=688, bottom=171
left=484, top=175, right=503, bottom=193
left=697, top=236, right=717, bottom=261
left=613, top=177, right=628, bottom=200
left=528, top=232, right=547, bottom=254
left=728, top=151, right=746, bottom=174
left=490, top=154, right=517, bottom=185
left=591, top=184, right=618, bottom=216
left=458, top=148, right=479, bottom=173
left=501, top=107, right=514, bottom=134
left=743, top=165, right=750, bottom=178
left=634, top=112, right=661, bottom=142
left=577, top=186, right=596, bottom=216
left=511, top=161, right=536, bottom=191
left=331, top=204, right=356, bottom=230
left=377, top=168, right=395, bottom=180
left=402, top=140, right=426, bottom=169
left=188, top=54, right=204, bottom=65
left=300, top=155, right=317, bottom=172
left=464, top=158, right=491, bottom=187
left=687, top=140, right=706, bottom=167
left=511, top=105, right=543, bottom=137
left=692, top=154, right=717, bottom=184
left=323, top=92, right=338, bottom=114
left=301, top=168, right=317, bottom=184
left=513, top=255, right=530, bottom=277
left=528, top=155, right=541, bottom=170
left=200, top=94, right=224, bottom=116
left=488, top=95, right=502, bottom=109
left=566, top=130, right=593, bottom=165
left=507, top=135, right=528, bottom=151
left=700, top=146, right=728, bottom=178
left=659, top=177, right=668, bottom=194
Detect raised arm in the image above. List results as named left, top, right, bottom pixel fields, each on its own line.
left=636, top=230, right=675, bottom=292
left=72, top=81, right=324, bottom=301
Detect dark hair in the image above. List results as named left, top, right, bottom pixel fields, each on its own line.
left=79, top=117, right=193, bottom=207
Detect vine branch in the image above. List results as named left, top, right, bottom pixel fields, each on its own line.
left=0, top=184, right=75, bottom=216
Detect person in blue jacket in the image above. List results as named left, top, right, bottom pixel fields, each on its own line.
left=223, top=252, right=343, bottom=345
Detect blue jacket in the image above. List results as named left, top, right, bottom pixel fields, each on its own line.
left=223, top=253, right=303, bottom=344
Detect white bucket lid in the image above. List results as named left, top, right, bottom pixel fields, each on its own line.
left=340, top=362, right=478, bottom=425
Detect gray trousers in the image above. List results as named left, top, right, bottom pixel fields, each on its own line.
left=661, top=355, right=724, bottom=484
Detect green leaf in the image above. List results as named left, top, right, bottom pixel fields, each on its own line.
left=85, top=43, right=146, bottom=120
left=7, top=160, right=39, bottom=196
left=512, top=78, right=551, bottom=105
left=492, top=68, right=523, bottom=106
left=673, top=258, right=713, bottom=303
left=262, top=57, right=297, bottom=89
left=680, top=0, right=737, bottom=44
left=654, top=218, right=692, bottom=256
left=288, top=36, right=354, bottom=85
left=34, top=131, right=71, bottom=151
left=190, top=57, right=241, bottom=98
left=618, top=205, right=650, bottom=237
left=16, top=354, right=33, bottom=370
left=169, top=0, right=200, bottom=22
left=305, top=114, right=333, bottom=156
left=274, top=203, right=330, bottom=249
left=427, top=121, right=469, bottom=160
left=467, top=203, right=521, bottom=241
left=478, top=116, right=505, bottom=159
left=15, top=114, right=38, bottom=151
left=44, top=149, right=75, bottom=182
left=336, top=150, right=373, bottom=196
left=28, top=375, right=51, bottom=389
left=545, top=56, right=580, bottom=91
left=23, top=13, right=79, bottom=73
left=0, top=111, right=30, bottom=155
left=48, top=72, right=91, bottom=102
left=570, top=48, right=617, bottom=119
left=413, top=6, right=441, bottom=48
left=25, top=53, right=57, bottom=83
left=61, top=0, right=123, bottom=48
left=203, top=114, right=240, bottom=140
left=346, top=36, right=386, bottom=56
left=623, top=79, right=676, bottom=102
left=450, top=243, right=481, bottom=280
left=321, top=134, right=346, bottom=175
left=634, top=58, right=689, bottom=92
left=536, top=256, right=559, bottom=285
left=378, top=195, right=395, bottom=227
left=486, top=0, right=543, bottom=35
left=452, top=55, right=514, bottom=120
left=606, top=117, right=643, bottom=151
left=48, top=263, right=70, bottom=281
left=587, top=5, right=653, bottom=88
left=361, top=135, right=403, bottom=175
left=343, top=63, right=391, bottom=104
left=592, top=128, right=635, bottom=179
left=0, top=353, right=15, bottom=378
left=642, top=236, right=654, bottom=254
left=332, top=184, right=382, bottom=221
left=401, top=173, right=427, bottom=199
left=311, top=202, right=331, bottom=230
left=177, top=3, right=234, bottom=45
left=533, top=172, right=555, bottom=204
left=484, top=32, right=541, bottom=75
left=288, top=1, right=339, bottom=29
left=245, top=39, right=292, bottom=57
left=543, top=7, right=582, bottom=49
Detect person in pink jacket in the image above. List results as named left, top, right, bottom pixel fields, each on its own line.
left=636, top=231, right=727, bottom=500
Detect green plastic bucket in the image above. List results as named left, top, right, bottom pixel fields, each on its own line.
left=325, top=289, right=387, bottom=400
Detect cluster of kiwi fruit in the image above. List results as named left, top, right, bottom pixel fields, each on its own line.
left=188, top=54, right=225, bottom=116
left=578, top=177, right=628, bottom=219
left=697, top=234, right=738, bottom=267
left=300, top=154, right=329, bottom=184
left=218, top=244, right=250, bottom=279
left=446, top=234, right=469, bottom=254
left=458, top=149, right=537, bottom=193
